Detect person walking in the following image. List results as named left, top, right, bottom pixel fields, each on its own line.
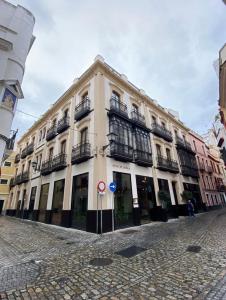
left=187, top=200, right=195, bottom=217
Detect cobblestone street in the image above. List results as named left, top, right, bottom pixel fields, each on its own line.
left=0, top=209, right=226, bottom=299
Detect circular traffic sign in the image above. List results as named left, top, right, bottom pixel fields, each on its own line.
left=97, top=181, right=106, bottom=192
left=109, top=182, right=117, bottom=192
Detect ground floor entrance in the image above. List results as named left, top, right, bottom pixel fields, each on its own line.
left=136, top=175, right=156, bottom=224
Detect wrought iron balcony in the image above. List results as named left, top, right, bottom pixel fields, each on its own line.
left=41, top=159, right=52, bottom=176
left=109, top=97, right=128, bottom=119
left=26, top=143, right=34, bottom=155
left=151, top=123, right=173, bottom=142
left=157, top=156, right=179, bottom=173
left=216, top=184, right=226, bottom=192
left=57, top=116, right=70, bottom=134
left=199, top=163, right=206, bottom=172
left=181, top=165, right=199, bottom=178
left=46, top=125, right=57, bottom=141
left=71, top=143, right=91, bottom=164
left=9, top=178, right=15, bottom=189
left=14, top=154, right=20, bottom=163
left=21, top=148, right=27, bottom=159
left=21, top=171, right=29, bottom=183
left=74, top=97, right=91, bottom=121
left=134, top=149, right=153, bottom=167
left=14, top=171, right=29, bottom=185
left=176, top=137, right=194, bottom=154
left=52, top=153, right=67, bottom=171
left=207, top=166, right=213, bottom=174
left=110, top=141, right=133, bottom=162
left=131, top=110, right=145, bottom=126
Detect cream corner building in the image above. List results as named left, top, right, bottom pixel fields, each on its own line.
left=6, top=56, right=205, bottom=232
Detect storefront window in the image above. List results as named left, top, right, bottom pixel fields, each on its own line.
left=71, top=173, right=88, bottom=230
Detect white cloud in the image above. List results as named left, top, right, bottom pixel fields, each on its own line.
left=10, top=0, right=226, bottom=137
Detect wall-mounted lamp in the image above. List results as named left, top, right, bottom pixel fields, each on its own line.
left=102, top=132, right=118, bottom=151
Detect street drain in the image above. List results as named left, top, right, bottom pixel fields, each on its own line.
left=120, top=229, right=139, bottom=234
left=116, top=245, right=147, bottom=258
left=186, top=245, right=201, bottom=253
left=89, top=258, right=113, bottom=266
left=66, top=241, right=75, bottom=245
left=56, top=236, right=67, bottom=240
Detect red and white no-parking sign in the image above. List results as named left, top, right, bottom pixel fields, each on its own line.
left=97, top=181, right=106, bottom=193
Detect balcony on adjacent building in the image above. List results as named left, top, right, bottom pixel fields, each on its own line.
left=108, top=97, right=128, bottom=119
left=14, top=174, right=22, bottom=185
left=41, top=159, right=52, bottom=176
left=21, top=148, right=27, bottom=159
left=26, top=143, right=34, bottom=155
left=199, top=162, right=206, bottom=172
left=74, top=97, right=91, bottom=121
left=131, top=110, right=146, bottom=127
left=151, top=123, right=173, bottom=142
left=14, top=154, right=20, bottom=163
left=52, top=153, right=67, bottom=171
left=181, top=165, right=199, bottom=178
left=71, top=143, right=91, bottom=164
left=134, top=149, right=153, bottom=167
left=46, top=125, right=57, bottom=141
left=157, top=156, right=179, bottom=173
left=176, top=137, right=194, bottom=154
left=57, top=116, right=70, bottom=134
left=109, top=141, right=133, bottom=162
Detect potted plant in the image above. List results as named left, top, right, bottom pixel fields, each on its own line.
left=158, top=190, right=171, bottom=222
left=181, top=190, right=193, bottom=203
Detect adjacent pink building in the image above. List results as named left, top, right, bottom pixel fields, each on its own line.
left=189, top=131, right=226, bottom=207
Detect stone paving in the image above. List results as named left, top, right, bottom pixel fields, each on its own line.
left=0, top=209, right=226, bottom=299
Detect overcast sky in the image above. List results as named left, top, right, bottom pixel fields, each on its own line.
left=10, top=0, right=225, bottom=138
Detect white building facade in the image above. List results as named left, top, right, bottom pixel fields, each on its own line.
left=0, top=0, right=35, bottom=163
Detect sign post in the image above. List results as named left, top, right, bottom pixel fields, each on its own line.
left=109, top=182, right=116, bottom=232
left=97, top=181, right=106, bottom=235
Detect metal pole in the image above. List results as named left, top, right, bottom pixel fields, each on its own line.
left=100, top=194, right=103, bottom=235
left=112, top=193, right=114, bottom=232
left=96, top=192, right=99, bottom=234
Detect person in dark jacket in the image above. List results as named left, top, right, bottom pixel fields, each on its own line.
left=187, top=200, right=195, bottom=217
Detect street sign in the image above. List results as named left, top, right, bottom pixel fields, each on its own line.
left=109, top=181, right=117, bottom=193
left=97, top=181, right=106, bottom=193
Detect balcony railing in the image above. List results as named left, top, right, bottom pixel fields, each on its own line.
left=46, top=125, right=57, bottom=141
left=57, top=116, right=70, bottom=134
left=181, top=165, right=199, bottom=178
left=216, top=184, right=226, bottom=192
left=110, top=141, right=133, bottom=162
left=199, top=163, right=206, bottom=172
left=26, top=143, right=34, bottom=155
left=21, top=148, right=27, bottom=159
left=151, top=123, right=173, bottom=142
left=157, top=156, right=179, bottom=173
left=109, top=97, right=128, bottom=119
left=134, top=149, right=153, bottom=167
left=74, top=97, right=91, bottom=121
left=14, top=154, right=20, bottom=163
left=207, top=166, right=213, bottom=174
left=176, top=137, right=194, bottom=153
left=14, top=171, right=29, bottom=185
left=41, top=159, right=52, bottom=176
left=52, top=153, right=67, bottom=171
left=9, top=178, right=15, bottom=189
left=131, top=110, right=145, bottom=126
left=71, top=143, right=91, bottom=164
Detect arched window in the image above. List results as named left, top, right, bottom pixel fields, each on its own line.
left=61, top=140, right=66, bottom=153
left=82, top=92, right=88, bottom=101
left=132, top=103, right=139, bottom=113
left=166, top=148, right=171, bottom=160
left=156, top=144, right=161, bottom=157
left=64, top=109, right=69, bottom=118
